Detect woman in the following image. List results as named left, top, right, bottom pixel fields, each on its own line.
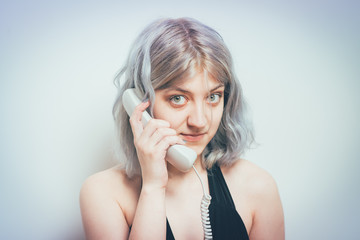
left=80, top=17, right=284, bottom=239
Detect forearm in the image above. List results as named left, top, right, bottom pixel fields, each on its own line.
left=129, top=186, right=167, bottom=239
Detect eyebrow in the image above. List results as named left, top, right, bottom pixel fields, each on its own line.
left=167, top=83, right=225, bottom=94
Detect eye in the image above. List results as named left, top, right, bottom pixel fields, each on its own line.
left=170, top=95, right=187, bottom=106
left=207, top=93, right=222, bottom=104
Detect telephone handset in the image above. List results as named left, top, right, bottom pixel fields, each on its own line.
left=122, top=88, right=197, bottom=172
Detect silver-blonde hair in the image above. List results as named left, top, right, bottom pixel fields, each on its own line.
left=113, top=17, right=254, bottom=178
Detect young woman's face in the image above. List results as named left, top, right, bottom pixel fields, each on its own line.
left=153, top=71, right=225, bottom=156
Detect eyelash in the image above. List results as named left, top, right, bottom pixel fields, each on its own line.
left=169, top=95, right=187, bottom=106
left=169, top=93, right=223, bottom=107
left=207, top=93, right=222, bottom=104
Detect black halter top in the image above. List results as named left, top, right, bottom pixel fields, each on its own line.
left=166, top=164, right=249, bottom=239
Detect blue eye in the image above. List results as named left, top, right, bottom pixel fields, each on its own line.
left=207, top=93, right=221, bottom=103
left=170, top=95, right=186, bottom=105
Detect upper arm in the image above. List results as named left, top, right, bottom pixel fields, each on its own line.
left=79, top=174, right=129, bottom=240
left=249, top=173, right=285, bottom=240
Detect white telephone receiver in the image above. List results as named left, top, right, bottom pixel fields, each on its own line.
left=122, top=88, right=197, bottom=172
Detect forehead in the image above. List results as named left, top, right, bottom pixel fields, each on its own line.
left=165, top=70, right=223, bottom=90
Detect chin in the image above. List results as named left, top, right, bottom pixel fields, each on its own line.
left=186, top=144, right=207, bottom=158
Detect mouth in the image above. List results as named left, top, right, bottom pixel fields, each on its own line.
left=180, top=133, right=206, bottom=142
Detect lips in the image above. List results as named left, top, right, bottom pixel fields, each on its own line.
left=181, top=133, right=206, bottom=142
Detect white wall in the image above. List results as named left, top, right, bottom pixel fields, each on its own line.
left=1, top=0, right=359, bottom=239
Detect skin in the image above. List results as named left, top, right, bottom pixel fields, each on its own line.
left=80, top=72, right=285, bottom=240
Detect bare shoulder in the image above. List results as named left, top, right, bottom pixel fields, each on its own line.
left=80, top=165, right=141, bottom=214
left=221, top=159, right=284, bottom=240
left=81, top=165, right=138, bottom=193
left=79, top=166, right=141, bottom=239
left=221, top=159, right=278, bottom=195
left=80, top=166, right=136, bottom=202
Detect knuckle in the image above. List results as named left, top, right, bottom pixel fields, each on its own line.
left=157, top=128, right=167, bottom=136
left=147, top=118, right=157, bottom=127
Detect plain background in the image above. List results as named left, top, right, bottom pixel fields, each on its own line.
left=1, top=0, right=359, bottom=239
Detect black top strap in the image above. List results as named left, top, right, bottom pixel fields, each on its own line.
left=207, top=164, right=236, bottom=208
left=208, top=164, right=249, bottom=240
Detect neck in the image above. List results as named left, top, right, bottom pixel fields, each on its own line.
left=165, top=156, right=208, bottom=196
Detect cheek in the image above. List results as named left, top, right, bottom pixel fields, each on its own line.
left=210, top=108, right=224, bottom=131
left=153, top=106, right=185, bottom=129
left=165, top=115, right=184, bottom=129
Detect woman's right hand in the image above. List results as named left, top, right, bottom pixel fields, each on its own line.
left=129, top=101, right=184, bottom=190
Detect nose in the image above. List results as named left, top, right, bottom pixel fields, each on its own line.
left=187, top=101, right=208, bottom=129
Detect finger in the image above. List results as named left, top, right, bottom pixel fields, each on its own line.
left=148, top=127, right=177, bottom=146
left=140, top=118, right=170, bottom=140
left=136, top=126, right=183, bottom=153
left=132, top=100, right=150, bottom=121
left=156, top=135, right=186, bottom=151
left=129, top=101, right=150, bottom=140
